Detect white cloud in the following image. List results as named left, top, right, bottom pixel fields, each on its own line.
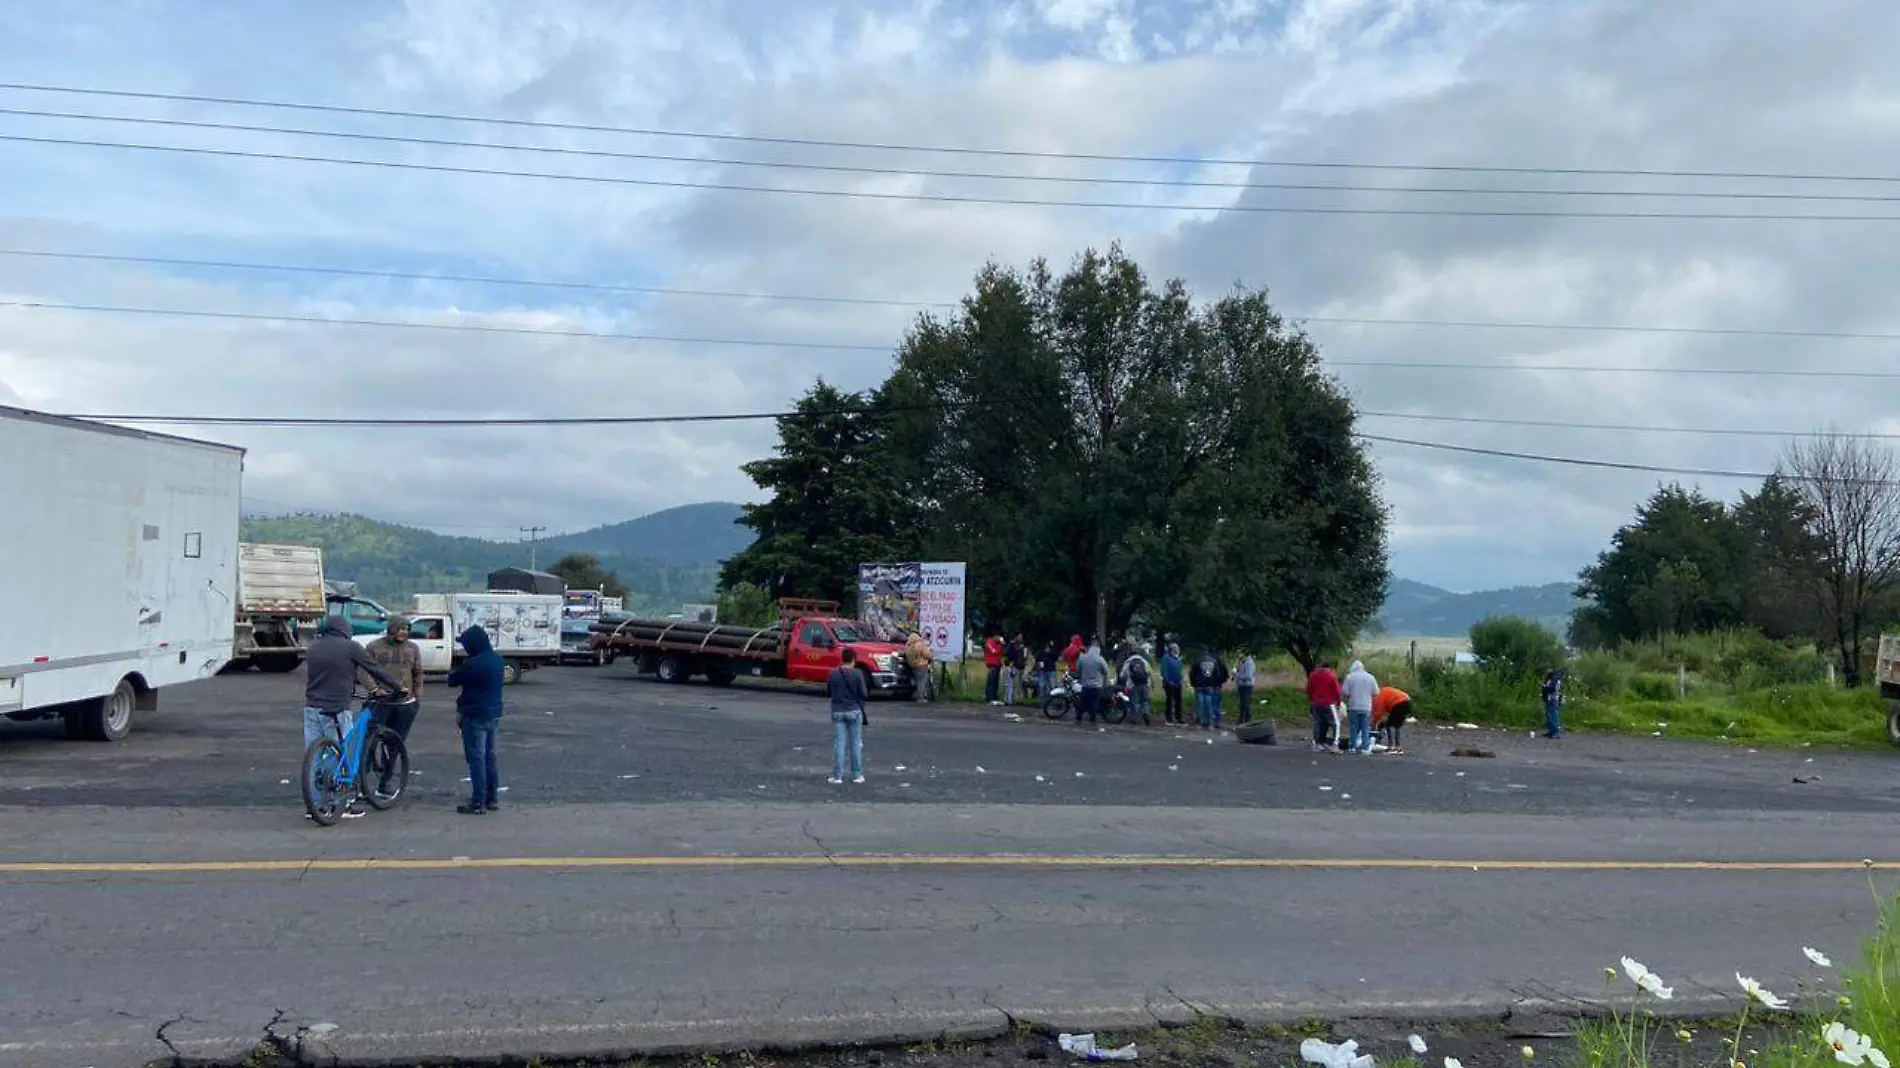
left=1, top=0, right=1896, bottom=589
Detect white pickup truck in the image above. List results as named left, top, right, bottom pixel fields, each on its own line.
left=358, top=592, right=561, bottom=685
left=1878, top=634, right=1899, bottom=747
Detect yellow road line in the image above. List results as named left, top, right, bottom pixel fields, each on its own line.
left=0, top=855, right=1894, bottom=875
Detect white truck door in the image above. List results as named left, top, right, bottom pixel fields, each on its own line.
left=410, top=615, right=454, bottom=673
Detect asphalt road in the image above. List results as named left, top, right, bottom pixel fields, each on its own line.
left=2, top=667, right=1896, bottom=1067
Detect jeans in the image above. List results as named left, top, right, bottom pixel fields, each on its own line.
left=1038, top=670, right=1055, bottom=702
left=831, top=709, right=864, bottom=779
left=985, top=666, right=1001, bottom=703
left=1235, top=684, right=1254, bottom=724
left=1130, top=685, right=1152, bottom=725
left=1310, top=704, right=1333, bottom=745
left=302, top=706, right=352, bottom=749
left=1545, top=699, right=1563, bottom=736
left=1348, top=709, right=1372, bottom=752
left=460, top=718, right=500, bottom=806
left=1076, top=685, right=1102, bottom=724
left=1163, top=683, right=1183, bottom=723
left=1195, top=688, right=1221, bottom=726
left=911, top=665, right=935, bottom=702
left=1003, top=667, right=1018, bottom=705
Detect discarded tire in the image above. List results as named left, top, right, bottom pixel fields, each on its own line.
left=1234, top=720, right=1278, bottom=745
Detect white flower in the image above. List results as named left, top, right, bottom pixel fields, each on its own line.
left=1410, top=1036, right=1428, bottom=1054
left=1522, top=1046, right=1536, bottom=1061
left=1870, top=1049, right=1891, bottom=1068
left=1737, top=973, right=1788, bottom=1010
left=1620, top=957, right=1673, bottom=999
left=1805, top=947, right=1834, bottom=968
left=1825, top=1022, right=1873, bottom=1065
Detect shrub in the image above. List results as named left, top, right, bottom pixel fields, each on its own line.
left=1627, top=672, right=1680, bottom=702
left=1469, top=616, right=1567, bottom=681
left=1570, top=651, right=1631, bottom=700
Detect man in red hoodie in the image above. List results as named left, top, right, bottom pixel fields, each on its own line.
left=1305, top=661, right=1343, bottom=753
left=982, top=630, right=1005, bottom=705
left=1061, top=634, right=1085, bottom=675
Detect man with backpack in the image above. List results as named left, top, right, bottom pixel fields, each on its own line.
left=1188, top=647, right=1229, bottom=730
left=1118, top=647, right=1153, bottom=726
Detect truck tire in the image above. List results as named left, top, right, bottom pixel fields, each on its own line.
left=80, top=678, right=137, bottom=742
left=255, top=656, right=301, bottom=674
left=1888, top=701, right=1900, bottom=748
left=655, top=653, right=688, bottom=684
left=706, top=663, right=736, bottom=686
left=501, top=661, right=523, bottom=686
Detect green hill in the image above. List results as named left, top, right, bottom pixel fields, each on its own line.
left=541, top=502, right=750, bottom=567
left=239, top=512, right=720, bottom=610
left=1376, top=580, right=1578, bottom=638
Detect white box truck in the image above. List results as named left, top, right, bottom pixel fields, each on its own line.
left=0, top=406, right=243, bottom=740
left=231, top=542, right=326, bottom=673
left=396, top=592, right=562, bottom=685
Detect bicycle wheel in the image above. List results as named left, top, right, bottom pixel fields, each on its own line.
left=1101, top=695, right=1128, bottom=726
left=1042, top=691, right=1072, bottom=720
left=301, top=738, right=345, bottom=826
left=362, top=729, right=409, bottom=810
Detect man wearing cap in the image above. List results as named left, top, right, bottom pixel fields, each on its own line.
left=362, top=614, right=425, bottom=743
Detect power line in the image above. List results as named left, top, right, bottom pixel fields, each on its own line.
left=57, top=400, right=977, bottom=427
left=9, top=131, right=1900, bottom=222
left=10, top=246, right=1900, bottom=344
left=1361, top=434, right=1900, bottom=486
left=8, top=298, right=1899, bottom=377
left=7, top=80, right=1900, bottom=187
left=1359, top=411, right=1900, bottom=440
left=9, top=106, right=1900, bottom=205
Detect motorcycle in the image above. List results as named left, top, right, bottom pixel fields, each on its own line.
left=1041, top=676, right=1129, bottom=725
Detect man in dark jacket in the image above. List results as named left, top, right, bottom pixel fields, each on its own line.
left=446, top=625, right=505, bottom=814
left=304, top=616, right=403, bottom=749
left=1188, top=647, right=1229, bottom=730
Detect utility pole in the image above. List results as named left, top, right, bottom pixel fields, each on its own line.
left=520, top=526, right=546, bottom=571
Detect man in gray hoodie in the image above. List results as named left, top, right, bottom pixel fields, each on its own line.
left=1075, top=641, right=1110, bottom=727
left=303, top=616, right=404, bottom=750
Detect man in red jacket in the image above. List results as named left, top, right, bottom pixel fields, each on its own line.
left=1061, top=634, right=1085, bottom=674
left=1305, top=661, right=1343, bottom=752
left=982, top=630, right=1005, bottom=705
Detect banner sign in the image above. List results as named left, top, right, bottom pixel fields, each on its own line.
left=857, top=561, right=968, bottom=661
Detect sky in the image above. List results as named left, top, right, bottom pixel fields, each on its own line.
left=2, top=0, right=1899, bottom=592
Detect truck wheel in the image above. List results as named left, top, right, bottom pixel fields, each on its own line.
left=601, top=650, right=617, bottom=666
left=656, top=654, right=688, bottom=684
left=706, top=665, right=736, bottom=686
left=1888, top=701, right=1900, bottom=748
left=255, top=657, right=300, bottom=674
left=501, top=661, right=523, bottom=686
left=81, top=679, right=137, bottom=742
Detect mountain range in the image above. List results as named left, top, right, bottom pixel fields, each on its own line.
left=243, top=501, right=1576, bottom=636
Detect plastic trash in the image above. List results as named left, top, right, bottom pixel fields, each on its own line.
left=1060, top=1033, right=1139, bottom=1061
left=975, top=765, right=988, bottom=774
left=1410, top=1036, right=1428, bottom=1054
left=1301, top=1038, right=1374, bottom=1068
left=1456, top=722, right=1481, bottom=730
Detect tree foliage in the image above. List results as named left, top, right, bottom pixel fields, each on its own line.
left=874, top=245, right=1387, bottom=663
left=1782, top=434, right=1900, bottom=686
left=546, top=552, right=630, bottom=600
left=1571, top=486, right=1756, bottom=646
left=715, top=581, right=778, bottom=628
left=719, top=381, right=922, bottom=605
left=1469, top=616, right=1566, bottom=681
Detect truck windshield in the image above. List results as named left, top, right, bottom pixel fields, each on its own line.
left=830, top=622, right=869, bottom=643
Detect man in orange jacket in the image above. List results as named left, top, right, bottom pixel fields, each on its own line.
left=1371, top=686, right=1414, bottom=754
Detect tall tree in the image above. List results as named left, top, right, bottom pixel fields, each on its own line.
left=1732, top=473, right=1823, bottom=640
left=880, top=246, right=1387, bottom=661
left=1782, top=434, right=1900, bottom=686
left=1571, top=485, right=1752, bottom=645
left=720, top=381, right=921, bottom=605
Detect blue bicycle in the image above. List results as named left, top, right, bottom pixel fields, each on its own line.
left=301, top=690, right=411, bottom=826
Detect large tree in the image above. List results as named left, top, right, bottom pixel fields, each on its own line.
left=719, top=381, right=921, bottom=605
left=879, top=246, right=1387, bottom=662
left=1571, top=485, right=1754, bottom=645
left=546, top=552, right=629, bottom=600
left=1732, top=473, right=1823, bottom=640
left=1782, top=434, right=1900, bottom=686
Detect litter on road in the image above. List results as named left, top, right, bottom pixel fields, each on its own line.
left=1060, top=1033, right=1139, bottom=1061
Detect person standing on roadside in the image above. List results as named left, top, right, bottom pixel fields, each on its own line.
left=1004, top=634, right=1028, bottom=705
left=1541, top=668, right=1565, bottom=739
left=1160, top=644, right=1185, bottom=725
left=826, top=648, right=869, bottom=784
left=1341, top=659, right=1379, bottom=754
left=1189, top=647, right=1229, bottom=730
left=304, top=616, right=403, bottom=750
left=446, top=626, right=505, bottom=814
left=982, top=630, right=1005, bottom=705
left=1372, top=685, right=1414, bottom=753
left=1304, top=661, right=1342, bottom=752
left=1118, top=646, right=1153, bottom=726
left=362, top=615, right=424, bottom=744
left=1075, top=641, right=1110, bottom=727
left=905, top=630, right=935, bottom=702
left=1233, top=649, right=1257, bottom=725
left=1035, top=641, right=1058, bottom=704
left=1061, top=633, right=1085, bottom=676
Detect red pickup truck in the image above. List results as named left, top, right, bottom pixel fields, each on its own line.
left=591, top=598, right=912, bottom=693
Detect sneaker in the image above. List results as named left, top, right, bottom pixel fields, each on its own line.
left=827, top=777, right=845, bottom=785
left=484, top=800, right=501, bottom=811
left=456, top=803, right=487, bottom=815
left=341, top=803, right=366, bottom=819
left=852, top=776, right=866, bottom=785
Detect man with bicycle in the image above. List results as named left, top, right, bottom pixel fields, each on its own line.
left=305, top=617, right=405, bottom=748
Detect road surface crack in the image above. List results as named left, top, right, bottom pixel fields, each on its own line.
left=154, top=1014, right=188, bottom=1067
left=801, top=820, right=840, bottom=867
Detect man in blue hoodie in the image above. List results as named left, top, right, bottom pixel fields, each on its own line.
left=446, top=625, right=505, bottom=814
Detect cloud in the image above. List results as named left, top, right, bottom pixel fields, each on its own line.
left=0, top=0, right=1896, bottom=590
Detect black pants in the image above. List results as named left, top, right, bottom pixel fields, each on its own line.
left=380, top=699, right=420, bottom=743
left=1075, top=686, right=1103, bottom=724
left=1163, top=683, right=1183, bottom=723
left=985, top=667, right=1001, bottom=703
left=1235, top=684, right=1253, bottom=724
left=1382, top=700, right=1411, bottom=748
left=1310, top=703, right=1334, bottom=745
